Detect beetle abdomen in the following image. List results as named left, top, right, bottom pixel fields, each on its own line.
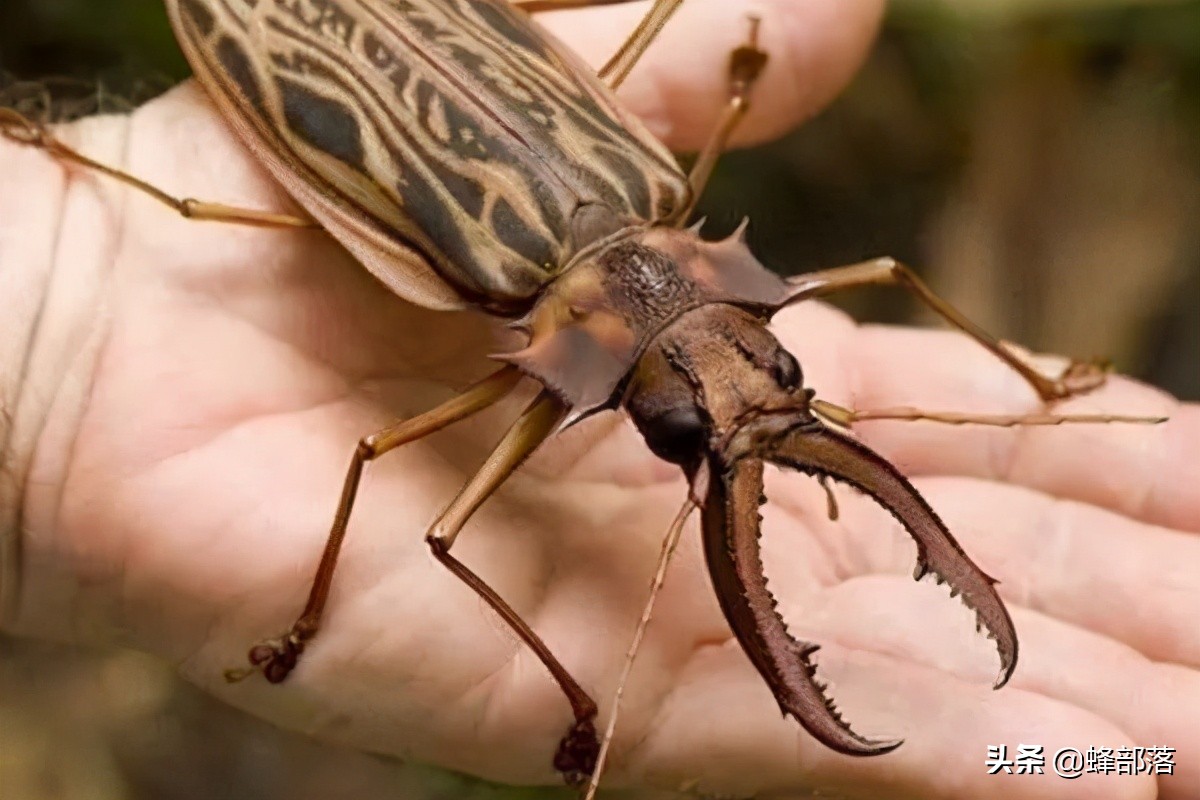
left=169, top=0, right=691, bottom=310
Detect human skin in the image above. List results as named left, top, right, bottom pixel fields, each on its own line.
left=1, top=0, right=1199, bottom=797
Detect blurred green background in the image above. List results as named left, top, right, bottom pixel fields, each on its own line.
left=1, top=1, right=1198, bottom=798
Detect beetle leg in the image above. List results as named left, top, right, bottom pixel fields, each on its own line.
left=514, top=0, right=647, bottom=11
left=516, top=0, right=703, bottom=91
left=784, top=257, right=1110, bottom=402
left=224, top=366, right=522, bottom=685
left=679, top=16, right=770, bottom=220
left=424, top=390, right=602, bottom=787
left=0, top=108, right=316, bottom=229
left=597, top=0, right=686, bottom=89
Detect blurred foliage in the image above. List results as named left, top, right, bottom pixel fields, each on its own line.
left=1, top=1, right=1198, bottom=799
left=696, top=0, right=1200, bottom=396
left=0, top=0, right=187, bottom=85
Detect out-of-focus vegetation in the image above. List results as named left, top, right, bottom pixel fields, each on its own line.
left=2, top=1, right=1197, bottom=798
left=696, top=0, right=1200, bottom=395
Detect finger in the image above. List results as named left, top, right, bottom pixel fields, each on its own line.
left=622, top=639, right=1152, bottom=799
left=1010, top=613, right=1200, bottom=798
left=771, top=304, right=1195, bottom=534
left=907, top=476, right=1200, bottom=669
left=777, top=467, right=1200, bottom=669
left=527, top=0, right=886, bottom=150
left=805, top=577, right=1200, bottom=796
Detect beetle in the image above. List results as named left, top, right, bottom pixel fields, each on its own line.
left=0, top=0, right=1162, bottom=788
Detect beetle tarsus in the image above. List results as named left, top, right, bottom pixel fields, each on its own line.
left=0, top=109, right=49, bottom=147
left=553, top=716, right=600, bottom=788
left=729, top=16, right=769, bottom=94
left=223, top=630, right=309, bottom=684
left=1050, top=357, right=1110, bottom=399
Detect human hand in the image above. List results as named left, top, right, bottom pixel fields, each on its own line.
left=2, top=1, right=1197, bottom=798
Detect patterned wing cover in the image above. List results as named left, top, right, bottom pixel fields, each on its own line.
left=168, top=0, right=691, bottom=311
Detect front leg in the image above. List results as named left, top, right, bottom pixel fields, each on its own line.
left=786, top=257, right=1109, bottom=402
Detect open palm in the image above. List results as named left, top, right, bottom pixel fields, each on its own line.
left=5, top=3, right=1198, bottom=799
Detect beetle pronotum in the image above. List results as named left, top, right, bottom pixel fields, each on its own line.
left=0, top=0, right=1166, bottom=790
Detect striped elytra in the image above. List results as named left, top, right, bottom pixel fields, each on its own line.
left=167, top=0, right=692, bottom=312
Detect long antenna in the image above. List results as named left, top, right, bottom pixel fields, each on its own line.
left=583, top=496, right=697, bottom=800
left=811, top=399, right=1168, bottom=428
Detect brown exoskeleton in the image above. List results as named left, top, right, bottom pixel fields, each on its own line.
left=0, top=0, right=1165, bottom=791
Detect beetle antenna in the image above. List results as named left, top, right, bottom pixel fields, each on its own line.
left=810, top=399, right=1168, bottom=428
left=583, top=496, right=697, bottom=800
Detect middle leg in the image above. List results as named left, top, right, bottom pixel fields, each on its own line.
left=422, top=390, right=603, bottom=786
left=514, top=0, right=647, bottom=10
left=678, top=15, right=770, bottom=220
left=225, top=366, right=523, bottom=684
left=596, top=0, right=686, bottom=89
left=515, top=0, right=686, bottom=89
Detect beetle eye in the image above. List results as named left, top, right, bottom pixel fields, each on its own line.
left=645, top=406, right=707, bottom=466
left=773, top=350, right=802, bottom=391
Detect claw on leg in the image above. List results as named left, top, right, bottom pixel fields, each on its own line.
left=553, top=717, right=600, bottom=788
left=222, top=367, right=521, bottom=686
left=1050, top=356, right=1111, bottom=399
left=817, top=474, right=840, bottom=521
left=224, top=621, right=316, bottom=684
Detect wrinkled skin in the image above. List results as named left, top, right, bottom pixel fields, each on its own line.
left=3, top=2, right=1200, bottom=799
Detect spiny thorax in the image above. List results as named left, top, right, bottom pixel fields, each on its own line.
left=496, top=225, right=799, bottom=416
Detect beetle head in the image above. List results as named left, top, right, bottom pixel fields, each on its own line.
left=623, top=302, right=808, bottom=477
left=622, top=302, right=1019, bottom=757
left=497, top=226, right=1018, bottom=755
